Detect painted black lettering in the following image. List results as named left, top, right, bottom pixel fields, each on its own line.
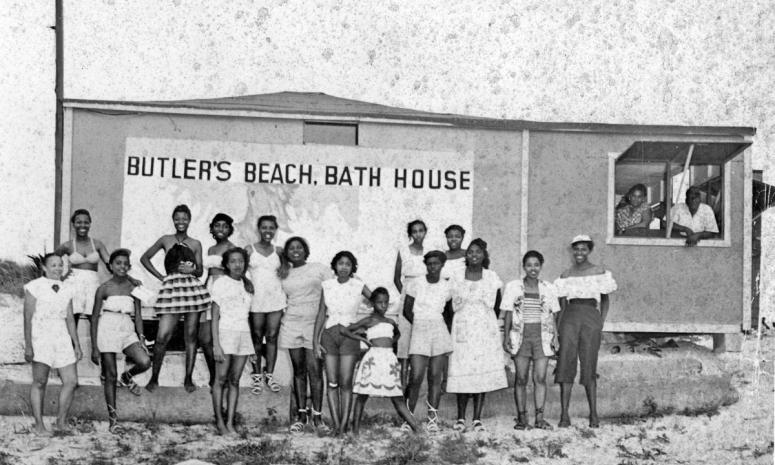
left=216, top=161, right=231, bottom=181
left=394, top=168, right=407, bottom=188
left=244, top=162, right=256, bottom=183
left=325, top=166, right=338, bottom=185
left=127, top=156, right=139, bottom=176
left=299, top=164, right=312, bottom=184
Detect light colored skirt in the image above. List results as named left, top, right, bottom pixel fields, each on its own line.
left=353, top=347, right=403, bottom=397
left=446, top=304, right=508, bottom=393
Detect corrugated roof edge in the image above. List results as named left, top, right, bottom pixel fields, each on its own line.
left=62, top=92, right=757, bottom=137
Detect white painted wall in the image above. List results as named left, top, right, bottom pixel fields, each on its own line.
left=3, top=0, right=774, bottom=317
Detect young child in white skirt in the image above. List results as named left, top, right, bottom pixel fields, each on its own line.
left=343, top=287, right=419, bottom=435
left=210, top=247, right=254, bottom=435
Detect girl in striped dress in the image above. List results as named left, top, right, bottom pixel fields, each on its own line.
left=140, top=204, right=211, bottom=393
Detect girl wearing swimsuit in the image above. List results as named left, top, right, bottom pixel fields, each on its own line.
left=55, top=209, right=110, bottom=327
left=140, top=204, right=211, bottom=393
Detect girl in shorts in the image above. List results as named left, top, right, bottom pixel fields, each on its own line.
left=403, top=250, right=454, bottom=433
left=343, top=287, right=419, bottom=436
left=313, top=251, right=371, bottom=435
left=23, top=253, right=82, bottom=435
left=90, top=249, right=152, bottom=432
left=211, top=247, right=254, bottom=435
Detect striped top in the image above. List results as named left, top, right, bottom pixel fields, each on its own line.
left=520, top=292, right=543, bottom=324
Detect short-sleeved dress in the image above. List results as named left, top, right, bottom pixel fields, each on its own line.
left=397, top=244, right=426, bottom=358
left=211, top=276, right=253, bottom=356
left=553, top=271, right=617, bottom=386
left=441, top=256, right=466, bottom=280
left=279, top=262, right=330, bottom=350
left=446, top=269, right=508, bottom=393
left=247, top=245, right=287, bottom=314
left=24, top=277, right=77, bottom=369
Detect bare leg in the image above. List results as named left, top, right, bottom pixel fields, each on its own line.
left=324, top=355, right=341, bottom=432
left=288, top=348, right=309, bottom=424
left=338, top=354, right=358, bottom=434
left=306, top=349, right=324, bottom=422
left=533, top=357, right=549, bottom=426
left=30, top=362, right=51, bottom=435
left=147, top=314, right=177, bottom=392
left=472, top=393, right=486, bottom=421
left=559, top=382, right=573, bottom=427
left=407, top=355, right=429, bottom=413
left=55, top=363, right=78, bottom=430
left=585, top=380, right=599, bottom=427
left=122, top=342, right=151, bottom=378
left=182, top=312, right=201, bottom=392
left=249, top=313, right=267, bottom=373
left=514, top=356, right=530, bottom=427
left=263, top=311, right=283, bottom=375
left=226, top=355, right=248, bottom=434
left=400, top=358, right=410, bottom=395
left=456, top=394, right=470, bottom=421
left=390, top=396, right=418, bottom=432
left=101, top=353, right=118, bottom=428
left=198, top=320, right=216, bottom=387
left=352, top=394, right=367, bottom=436
left=426, top=355, right=447, bottom=409
left=211, top=355, right=230, bottom=435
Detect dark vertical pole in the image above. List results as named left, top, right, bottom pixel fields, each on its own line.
left=54, top=0, right=64, bottom=246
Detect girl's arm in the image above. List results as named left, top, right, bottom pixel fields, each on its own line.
left=313, top=294, right=327, bottom=359
left=141, top=237, right=166, bottom=281
left=211, top=302, right=224, bottom=362
left=23, top=291, right=35, bottom=363
left=341, top=317, right=372, bottom=346
left=132, top=295, right=145, bottom=343
left=493, top=289, right=503, bottom=319
left=65, top=301, right=82, bottom=361
left=96, top=239, right=111, bottom=267
left=402, top=295, right=415, bottom=324
left=600, top=294, right=610, bottom=324
left=393, top=254, right=403, bottom=293
left=361, top=285, right=372, bottom=300
left=443, top=299, right=454, bottom=332
left=502, top=310, right=513, bottom=353
left=90, top=286, right=104, bottom=364
left=555, top=297, right=567, bottom=331
left=191, top=239, right=204, bottom=278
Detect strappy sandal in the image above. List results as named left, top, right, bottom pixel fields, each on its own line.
left=425, top=402, right=440, bottom=433
left=310, top=408, right=331, bottom=433
left=400, top=421, right=413, bottom=432
left=250, top=372, right=264, bottom=395
left=118, top=373, right=142, bottom=396
left=452, top=419, right=466, bottom=432
left=472, top=420, right=486, bottom=432
left=264, top=372, right=281, bottom=393
left=533, top=408, right=551, bottom=429
left=289, top=409, right=308, bottom=434
left=513, top=411, right=529, bottom=430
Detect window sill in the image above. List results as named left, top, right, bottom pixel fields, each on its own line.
left=606, top=236, right=730, bottom=247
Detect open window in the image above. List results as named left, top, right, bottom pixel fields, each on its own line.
left=608, top=141, right=749, bottom=246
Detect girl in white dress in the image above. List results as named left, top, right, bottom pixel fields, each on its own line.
left=447, top=238, right=507, bottom=432
left=343, top=287, right=419, bottom=435
left=245, top=214, right=287, bottom=394
left=23, top=253, right=82, bottom=435
left=211, top=247, right=254, bottom=435
left=442, top=224, right=467, bottom=279
left=393, top=219, right=427, bottom=389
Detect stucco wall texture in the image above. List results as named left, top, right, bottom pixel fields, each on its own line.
left=2, top=1, right=774, bottom=317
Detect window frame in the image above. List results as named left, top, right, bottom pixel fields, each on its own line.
left=606, top=147, right=732, bottom=248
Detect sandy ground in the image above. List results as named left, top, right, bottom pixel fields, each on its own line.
left=0, top=332, right=771, bottom=465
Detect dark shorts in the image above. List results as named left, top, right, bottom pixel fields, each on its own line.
left=321, top=325, right=361, bottom=356
left=555, top=299, right=602, bottom=387
left=515, top=323, right=545, bottom=359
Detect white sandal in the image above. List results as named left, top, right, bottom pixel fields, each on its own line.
left=425, top=401, right=440, bottom=433
left=264, top=372, right=281, bottom=393
left=250, top=372, right=264, bottom=394
left=289, top=409, right=307, bottom=433
left=310, top=408, right=331, bottom=433
left=452, top=418, right=466, bottom=432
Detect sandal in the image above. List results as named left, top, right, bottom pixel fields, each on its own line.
left=118, top=373, right=142, bottom=396
left=513, top=411, right=529, bottom=430
left=250, top=373, right=264, bottom=395
left=425, top=401, right=440, bottom=433
left=310, top=408, right=331, bottom=433
left=264, top=372, right=281, bottom=393
left=400, top=421, right=413, bottom=432
left=452, top=419, right=466, bottom=432
left=472, top=420, right=486, bottom=432
left=534, top=407, right=551, bottom=429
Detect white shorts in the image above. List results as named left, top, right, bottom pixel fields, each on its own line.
left=67, top=269, right=100, bottom=316
left=219, top=329, right=253, bottom=356
left=32, top=320, right=76, bottom=369
left=97, top=312, right=140, bottom=353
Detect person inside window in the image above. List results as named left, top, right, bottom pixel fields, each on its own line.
left=670, top=186, right=719, bottom=246
left=615, top=184, right=652, bottom=236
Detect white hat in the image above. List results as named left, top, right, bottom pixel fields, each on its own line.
left=571, top=234, right=593, bottom=245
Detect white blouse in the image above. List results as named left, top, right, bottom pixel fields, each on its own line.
left=406, top=278, right=452, bottom=322
left=322, top=278, right=366, bottom=328
left=553, top=271, right=617, bottom=304
left=24, top=277, right=73, bottom=321
left=211, top=277, right=252, bottom=332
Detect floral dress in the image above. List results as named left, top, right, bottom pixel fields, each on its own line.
left=446, top=269, right=508, bottom=393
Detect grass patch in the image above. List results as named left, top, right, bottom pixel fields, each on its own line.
left=527, top=438, right=569, bottom=459
left=373, top=434, right=431, bottom=465
left=208, top=437, right=309, bottom=465
left=438, top=434, right=485, bottom=464
left=0, top=451, right=15, bottom=465
left=0, top=258, right=41, bottom=297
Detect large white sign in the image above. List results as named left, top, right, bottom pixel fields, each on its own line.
left=122, top=137, right=474, bottom=296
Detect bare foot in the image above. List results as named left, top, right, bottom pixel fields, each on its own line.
left=145, top=380, right=159, bottom=393
left=216, top=422, right=228, bottom=436
left=225, top=424, right=237, bottom=436
left=54, top=420, right=71, bottom=432
left=558, top=416, right=571, bottom=428
left=32, top=424, right=51, bottom=436
left=184, top=379, right=196, bottom=393
left=589, top=415, right=600, bottom=428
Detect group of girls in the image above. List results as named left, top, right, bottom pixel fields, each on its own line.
left=23, top=205, right=616, bottom=436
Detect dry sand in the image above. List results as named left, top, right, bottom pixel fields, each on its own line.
left=0, top=333, right=771, bottom=465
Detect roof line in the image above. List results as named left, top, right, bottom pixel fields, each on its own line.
left=62, top=98, right=757, bottom=137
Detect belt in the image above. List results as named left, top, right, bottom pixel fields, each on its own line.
left=568, top=298, right=598, bottom=305
left=102, top=309, right=131, bottom=315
